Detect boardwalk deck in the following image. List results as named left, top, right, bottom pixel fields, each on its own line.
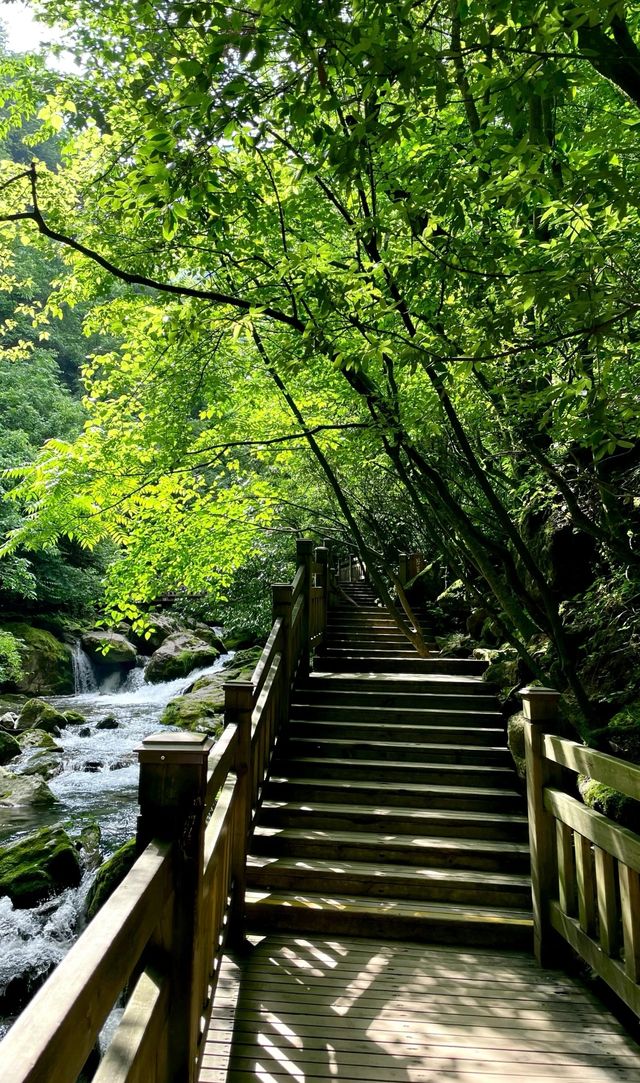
left=199, top=935, right=640, bottom=1083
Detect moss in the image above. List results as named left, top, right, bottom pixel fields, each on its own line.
left=578, top=777, right=640, bottom=833
left=507, top=711, right=526, bottom=781
left=606, top=704, right=640, bottom=764
left=2, top=623, right=73, bottom=695
left=84, top=838, right=136, bottom=920
left=20, top=699, right=69, bottom=734
left=0, top=731, right=20, bottom=765
left=17, top=729, right=60, bottom=751
left=0, top=826, right=81, bottom=908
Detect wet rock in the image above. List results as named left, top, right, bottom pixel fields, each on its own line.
left=63, top=710, right=86, bottom=727
left=0, top=731, right=20, bottom=766
left=81, top=761, right=103, bottom=773
left=145, top=632, right=221, bottom=684
left=78, top=727, right=91, bottom=737
left=96, top=716, right=119, bottom=730
left=15, top=747, right=63, bottom=781
left=19, top=699, right=69, bottom=735
left=161, top=646, right=262, bottom=733
left=73, top=822, right=102, bottom=871
left=0, top=712, right=19, bottom=733
left=81, top=630, right=138, bottom=665
left=0, top=826, right=81, bottom=908
left=0, top=767, right=56, bottom=809
left=85, top=838, right=137, bottom=921
left=18, top=730, right=61, bottom=751
left=1, top=623, right=73, bottom=695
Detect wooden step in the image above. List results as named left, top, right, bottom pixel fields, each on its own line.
left=283, top=736, right=511, bottom=767
left=246, top=855, right=532, bottom=907
left=250, top=826, right=530, bottom=872
left=293, top=687, right=496, bottom=710
left=258, top=799, right=530, bottom=841
left=245, top=889, right=533, bottom=948
left=265, top=775, right=524, bottom=813
left=288, top=719, right=505, bottom=747
left=305, top=673, right=490, bottom=694
left=277, top=755, right=516, bottom=787
left=316, top=657, right=487, bottom=675
left=290, top=702, right=503, bottom=725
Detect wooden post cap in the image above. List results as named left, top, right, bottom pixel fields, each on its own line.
left=137, top=732, right=213, bottom=764
left=296, top=537, right=315, bottom=558
left=519, top=686, right=561, bottom=722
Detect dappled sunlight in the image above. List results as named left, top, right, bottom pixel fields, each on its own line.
left=200, top=935, right=640, bottom=1082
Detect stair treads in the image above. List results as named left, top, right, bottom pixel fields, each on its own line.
left=252, top=826, right=529, bottom=855
left=247, top=854, right=530, bottom=888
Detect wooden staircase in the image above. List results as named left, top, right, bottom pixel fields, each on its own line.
left=245, top=580, right=533, bottom=947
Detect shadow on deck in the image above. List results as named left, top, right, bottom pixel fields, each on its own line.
left=200, top=934, right=640, bottom=1083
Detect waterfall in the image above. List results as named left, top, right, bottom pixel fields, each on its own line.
left=70, top=644, right=98, bottom=694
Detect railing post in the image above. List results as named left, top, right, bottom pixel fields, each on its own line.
left=224, top=679, right=254, bottom=943
left=137, top=732, right=213, bottom=1083
left=521, top=686, right=562, bottom=966
left=273, top=582, right=293, bottom=699
left=315, top=545, right=330, bottom=640
left=399, top=553, right=408, bottom=587
left=296, top=537, right=315, bottom=679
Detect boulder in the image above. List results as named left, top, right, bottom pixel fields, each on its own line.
left=85, top=838, right=137, bottom=921
left=160, top=646, right=263, bottom=733
left=0, top=826, right=81, bottom=908
left=14, top=747, right=63, bottom=781
left=1, top=623, right=73, bottom=695
left=0, top=767, right=56, bottom=808
left=63, top=710, right=86, bottom=727
left=0, top=711, right=19, bottom=733
left=19, top=699, right=69, bottom=735
left=128, top=613, right=180, bottom=653
left=73, top=822, right=102, bottom=871
left=96, top=716, right=119, bottom=730
left=0, top=731, right=20, bottom=765
left=145, top=632, right=221, bottom=684
left=18, top=729, right=61, bottom=751
left=81, top=630, right=137, bottom=665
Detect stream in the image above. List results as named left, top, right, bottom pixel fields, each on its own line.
left=0, top=647, right=232, bottom=1038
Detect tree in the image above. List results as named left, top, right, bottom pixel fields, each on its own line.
left=2, top=1, right=640, bottom=728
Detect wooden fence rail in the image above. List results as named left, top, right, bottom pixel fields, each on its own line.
left=0, top=538, right=333, bottom=1083
left=523, top=687, right=640, bottom=1017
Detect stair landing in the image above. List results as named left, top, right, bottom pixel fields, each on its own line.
left=200, top=934, right=640, bottom=1082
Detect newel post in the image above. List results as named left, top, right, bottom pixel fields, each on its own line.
left=137, top=732, right=213, bottom=1083
left=296, top=537, right=315, bottom=679
left=520, top=686, right=562, bottom=966
left=225, top=679, right=254, bottom=941
left=315, top=545, right=330, bottom=640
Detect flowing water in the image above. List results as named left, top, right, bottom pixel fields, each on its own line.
left=0, top=646, right=232, bottom=1038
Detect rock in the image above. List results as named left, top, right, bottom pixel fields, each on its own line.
left=606, top=704, right=640, bottom=764
left=145, top=632, right=221, bottom=684
left=96, top=716, right=119, bottom=730
left=507, top=711, right=527, bottom=781
left=482, top=658, right=520, bottom=693
left=19, top=699, right=69, bottom=735
left=14, top=747, right=63, bottom=781
left=128, top=613, right=180, bottom=653
left=578, top=776, right=640, bottom=833
left=185, top=621, right=226, bottom=652
left=82, top=761, right=103, bottom=773
left=79, top=726, right=91, bottom=737
left=81, top=630, right=138, bottom=665
left=73, top=822, right=102, bottom=870
left=18, top=729, right=61, bottom=751
left=63, top=710, right=86, bottom=727
left=1, top=623, right=73, bottom=695
left=0, top=731, right=20, bottom=765
left=0, top=712, right=19, bottom=732
left=85, top=838, right=137, bottom=921
left=0, top=767, right=56, bottom=808
left=0, top=826, right=81, bottom=908
left=160, top=647, right=262, bottom=733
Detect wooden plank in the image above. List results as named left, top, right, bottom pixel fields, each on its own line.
left=556, top=820, right=577, bottom=917
left=92, top=967, right=169, bottom=1083
left=595, top=846, right=620, bottom=956
left=575, top=831, right=596, bottom=935
left=0, top=841, right=173, bottom=1083
left=204, top=776, right=236, bottom=874
left=619, top=862, right=640, bottom=981
left=550, top=901, right=640, bottom=1017
left=545, top=787, right=640, bottom=873
left=543, top=734, right=640, bottom=801
left=252, top=620, right=283, bottom=700
left=218, top=1071, right=640, bottom=1083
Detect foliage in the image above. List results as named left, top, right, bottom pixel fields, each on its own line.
left=0, top=629, right=23, bottom=684
left=2, top=2, right=640, bottom=728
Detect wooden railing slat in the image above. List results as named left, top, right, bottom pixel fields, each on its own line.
left=594, top=846, right=619, bottom=957
left=252, top=618, right=283, bottom=700
left=92, top=967, right=170, bottom=1083
left=205, top=724, right=238, bottom=810
left=556, top=820, right=576, bottom=918
left=545, top=788, right=640, bottom=873
left=619, top=863, right=640, bottom=981
left=574, top=831, right=596, bottom=935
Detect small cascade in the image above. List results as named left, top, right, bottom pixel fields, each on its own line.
left=70, top=644, right=98, bottom=694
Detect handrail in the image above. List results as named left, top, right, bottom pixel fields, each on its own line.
left=523, top=688, right=640, bottom=1017
left=0, top=536, right=332, bottom=1083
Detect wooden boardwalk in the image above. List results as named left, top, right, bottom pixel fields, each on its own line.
left=199, top=935, right=640, bottom=1083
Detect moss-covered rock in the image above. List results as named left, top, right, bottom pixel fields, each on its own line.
left=145, top=632, right=221, bottom=683
left=578, top=776, right=640, bottom=833
left=160, top=646, right=263, bottom=733
left=73, top=822, right=102, bottom=870
left=81, top=630, right=138, bottom=665
left=482, top=657, right=519, bottom=692
left=19, top=698, right=69, bottom=735
left=0, top=730, right=20, bottom=765
left=15, top=746, right=64, bottom=781
left=84, top=838, right=137, bottom=921
left=0, top=826, right=81, bottom=907
left=0, top=766, right=56, bottom=808
left=507, top=711, right=527, bottom=781
left=2, top=624, right=73, bottom=695
left=17, top=729, right=60, bottom=751
left=606, top=704, right=640, bottom=764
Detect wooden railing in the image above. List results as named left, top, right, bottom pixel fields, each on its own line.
left=523, top=687, right=640, bottom=1017
left=0, top=538, right=331, bottom=1083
